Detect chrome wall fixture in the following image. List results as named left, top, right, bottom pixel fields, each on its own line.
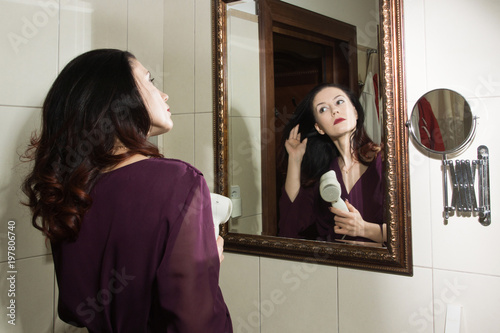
left=443, top=145, right=491, bottom=225
left=407, top=89, right=492, bottom=226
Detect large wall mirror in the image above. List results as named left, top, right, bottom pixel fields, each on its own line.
left=213, top=0, right=412, bottom=275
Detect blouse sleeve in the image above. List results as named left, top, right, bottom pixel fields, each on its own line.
left=278, top=185, right=318, bottom=239
left=156, top=172, right=232, bottom=332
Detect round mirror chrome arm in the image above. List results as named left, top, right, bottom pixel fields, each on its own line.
left=406, top=89, right=491, bottom=226
left=442, top=154, right=452, bottom=220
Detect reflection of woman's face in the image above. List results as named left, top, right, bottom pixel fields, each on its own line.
left=312, top=87, right=357, bottom=140
left=131, top=59, right=173, bottom=136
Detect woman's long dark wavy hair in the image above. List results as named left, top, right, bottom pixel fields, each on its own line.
left=277, top=83, right=381, bottom=186
left=22, top=49, right=163, bottom=243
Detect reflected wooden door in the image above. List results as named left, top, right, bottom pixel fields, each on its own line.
left=259, top=0, right=358, bottom=235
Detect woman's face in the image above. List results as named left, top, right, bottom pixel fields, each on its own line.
left=132, top=59, right=173, bottom=136
left=312, top=87, right=358, bottom=140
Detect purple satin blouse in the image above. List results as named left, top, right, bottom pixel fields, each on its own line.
left=51, top=158, right=232, bottom=332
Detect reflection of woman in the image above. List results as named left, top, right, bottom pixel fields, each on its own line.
left=278, top=83, right=386, bottom=243
left=22, top=49, right=232, bottom=332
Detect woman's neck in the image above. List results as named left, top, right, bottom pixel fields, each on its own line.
left=102, top=144, right=149, bottom=173
left=111, top=154, right=149, bottom=171
left=332, top=134, right=354, bottom=166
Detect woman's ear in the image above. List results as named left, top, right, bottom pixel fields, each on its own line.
left=314, top=123, right=325, bottom=135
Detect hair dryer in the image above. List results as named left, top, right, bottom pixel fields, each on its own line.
left=319, top=170, right=348, bottom=211
left=210, top=193, right=233, bottom=239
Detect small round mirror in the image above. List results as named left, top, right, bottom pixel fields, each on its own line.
left=408, top=89, right=475, bottom=155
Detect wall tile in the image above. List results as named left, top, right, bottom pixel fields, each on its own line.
left=424, top=0, right=500, bottom=100
left=194, top=0, right=213, bottom=114
left=164, top=0, right=195, bottom=115
left=194, top=112, right=214, bottom=190
left=219, top=253, right=260, bottom=333
left=228, top=214, right=262, bottom=235
left=283, top=0, right=378, bottom=45
left=230, top=117, right=262, bottom=217
left=0, top=162, right=50, bottom=262
left=163, top=113, right=195, bottom=165
left=128, top=0, right=165, bottom=156
left=0, top=106, right=49, bottom=262
left=338, top=266, right=434, bottom=333
left=0, top=0, right=58, bottom=107
left=0, top=106, right=39, bottom=166
left=227, top=10, right=260, bottom=119
left=408, top=142, right=433, bottom=268
left=59, top=0, right=128, bottom=70
left=260, top=257, right=338, bottom=333
left=0, top=255, right=54, bottom=332
left=433, top=269, right=500, bottom=333
left=403, top=0, right=427, bottom=102
left=128, top=0, right=164, bottom=91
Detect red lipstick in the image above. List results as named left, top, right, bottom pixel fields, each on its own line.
left=334, top=118, right=345, bottom=125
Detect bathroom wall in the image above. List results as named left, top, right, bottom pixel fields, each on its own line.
left=161, top=0, right=215, bottom=185
left=0, top=0, right=498, bottom=332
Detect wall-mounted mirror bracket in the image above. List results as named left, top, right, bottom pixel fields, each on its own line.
left=407, top=89, right=489, bottom=227
left=442, top=145, right=491, bottom=225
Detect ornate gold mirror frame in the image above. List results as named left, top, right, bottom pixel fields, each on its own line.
left=212, top=0, right=412, bottom=275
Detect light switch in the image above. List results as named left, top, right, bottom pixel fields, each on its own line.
left=230, top=185, right=242, bottom=218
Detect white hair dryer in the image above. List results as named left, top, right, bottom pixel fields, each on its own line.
left=319, top=170, right=348, bottom=211
left=210, top=193, right=233, bottom=239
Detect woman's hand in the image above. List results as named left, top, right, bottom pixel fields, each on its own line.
left=285, top=124, right=308, bottom=163
left=330, top=200, right=365, bottom=237
left=216, top=236, right=225, bottom=263
left=330, top=200, right=385, bottom=243
left=284, top=125, right=308, bottom=202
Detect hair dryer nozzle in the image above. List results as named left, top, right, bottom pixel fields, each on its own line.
left=319, top=170, right=341, bottom=202
left=319, top=170, right=348, bottom=211
left=210, top=193, right=233, bottom=239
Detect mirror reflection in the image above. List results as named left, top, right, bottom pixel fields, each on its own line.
left=277, top=84, right=386, bottom=246
left=226, top=0, right=383, bottom=242
left=409, top=89, right=473, bottom=154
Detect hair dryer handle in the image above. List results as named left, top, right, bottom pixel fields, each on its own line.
left=331, top=198, right=348, bottom=211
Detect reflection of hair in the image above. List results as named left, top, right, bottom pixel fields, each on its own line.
left=278, top=83, right=380, bottom=186
left=22, top=49, right=162, bottom=243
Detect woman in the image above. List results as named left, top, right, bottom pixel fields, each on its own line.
left=277, top=83, right=386, bottom=243
left=22, top=49, right=232, bottom=332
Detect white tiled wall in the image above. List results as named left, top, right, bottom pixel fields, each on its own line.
left=162, top=0, right=215, bottom=188
left=260, top=257, right=338, bottom=333
left=338, top=267, right=434, bottom=333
